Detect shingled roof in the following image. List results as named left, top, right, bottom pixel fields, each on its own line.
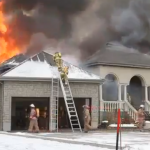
left=86, top=42, right=150, bottom=68
left=0, top=51, right=102, bottom=82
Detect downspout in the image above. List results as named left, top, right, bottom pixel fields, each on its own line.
left=0, top=82, right=4, bottom=131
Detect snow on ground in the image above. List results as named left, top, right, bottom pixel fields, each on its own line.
left=11, top=131, right=150, bottom=150
left=43, top=132, right=150, bottom=147
left=2, top=61, right=100, bottom=80
left=0, top=134, right=109, bottom=150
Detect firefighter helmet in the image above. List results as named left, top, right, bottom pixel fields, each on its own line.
left=140, top=104, right=144, bottom=108
left=55, top=52, right=61, bottom=57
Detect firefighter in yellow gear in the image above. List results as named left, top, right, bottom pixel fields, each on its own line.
left=53, top=52, right=62, bottom=71
left=61, top=66, right=69, bottom=85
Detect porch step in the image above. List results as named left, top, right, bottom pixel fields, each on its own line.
left=108, top=124, right=138, bottom=130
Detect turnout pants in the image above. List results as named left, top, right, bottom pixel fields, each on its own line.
left=28, top=119, right=39, bottom=132
left=84, top=118, right=92, bottom=132
left=61, top=73, right=68, bottom=83
left=55, top=59, right=62, bottom=71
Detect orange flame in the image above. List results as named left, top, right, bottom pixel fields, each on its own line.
left=0, top=2, right=20, bottom=64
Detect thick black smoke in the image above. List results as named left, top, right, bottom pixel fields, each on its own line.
left=2, top=0, right=150, bottom=60
left=76, top=0, right=150, bottom=58
left=2, top=0, right=89, bottom=53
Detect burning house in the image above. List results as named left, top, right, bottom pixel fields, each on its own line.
left=0, top=51, right=104, bottom=132
left=1, top=0, right=150, bottom=131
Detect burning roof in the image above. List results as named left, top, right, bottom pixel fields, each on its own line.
left=0, top=51, right=100, bottom=81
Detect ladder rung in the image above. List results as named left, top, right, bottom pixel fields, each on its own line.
left=65, top=90, right=69, bottom=92
left=72, top=128, right=81, bottom=129
left=67, top=99, right=72, bottom=101
left=53, top=91, right=59, bottom=93
left=68, top=107, right=75, bottom=109
left=52, top=87, right=59, bottom=89
left=67, top=100, right=73, bottom=102
left=53, top=80, right=59, bottom=83
left=72, top=124, right=79, bottom=125
left=70, top=115, right=77, bottom=117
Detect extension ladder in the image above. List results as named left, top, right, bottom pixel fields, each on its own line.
left=50, top=78, right=59, bottom=132
left=59, top=77, right=82, bottom=132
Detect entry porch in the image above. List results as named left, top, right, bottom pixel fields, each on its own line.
left=99, top=74, right=150, bottom=124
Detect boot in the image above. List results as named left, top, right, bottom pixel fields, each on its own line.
left=140, top=129, right=144, bottom=132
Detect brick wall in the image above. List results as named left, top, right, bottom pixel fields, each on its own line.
left=2, top=81, right=99, bottom=131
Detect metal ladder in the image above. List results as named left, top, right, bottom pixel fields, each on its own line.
left=59, top=77, right=82, bottom=132
left=50, top=77, right=59, bottom=132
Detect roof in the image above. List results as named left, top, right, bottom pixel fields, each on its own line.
left=0, top=51, right=103, bottom=83
left=85, top=42, right=150, bottom=68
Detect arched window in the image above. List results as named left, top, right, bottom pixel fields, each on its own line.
left=102, top=74, right=119, bottom=101
left=128, top=75, right=145, bottom=110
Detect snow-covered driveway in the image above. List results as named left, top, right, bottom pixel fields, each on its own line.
left=0, top=131, right=150, bottom=150
left=0, top=134, right=109, bottom=150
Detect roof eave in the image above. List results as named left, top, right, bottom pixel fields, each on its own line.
left=87, top=62, right=150, bottom=69
left=0, top=76, right=104, bottom=84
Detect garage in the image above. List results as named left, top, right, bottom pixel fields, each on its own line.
left=58, top=98, right=91, bottom=129
left=11, top=97, right=50, bottom=131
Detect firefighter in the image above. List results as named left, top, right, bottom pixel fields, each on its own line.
left=61, top=66, right=69, bottom=85
left=137, top=104, right=145, bottom=132
left=83, top=105, right=92, bottom=133
left=53, top=52, right=62, bottom=71
left=28, top=104, right=39, bottom=133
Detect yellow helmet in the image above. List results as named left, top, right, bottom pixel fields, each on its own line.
left=55, top=52, right=61, bottom=57
left=58, top=52, right=61, bottom=57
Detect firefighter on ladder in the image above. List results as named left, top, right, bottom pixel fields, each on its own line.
left=53, top=52, right=69, bottom=85
left=53, top=52, right=62, bottom=71
left=61, top=66, right=69, bottom=85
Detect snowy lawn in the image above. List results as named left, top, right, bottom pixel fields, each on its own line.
left=8, top=131, right=150, bottom=150
left=0, top=134, right=109, bottom=150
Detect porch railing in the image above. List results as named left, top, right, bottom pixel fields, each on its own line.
left=145, top=100, right=150, bottom=113
left=100, top=100, right=137, bottom=121
left=124, top=101, right=137, bottom=121
left=102, top=101, right=125, bottom=112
